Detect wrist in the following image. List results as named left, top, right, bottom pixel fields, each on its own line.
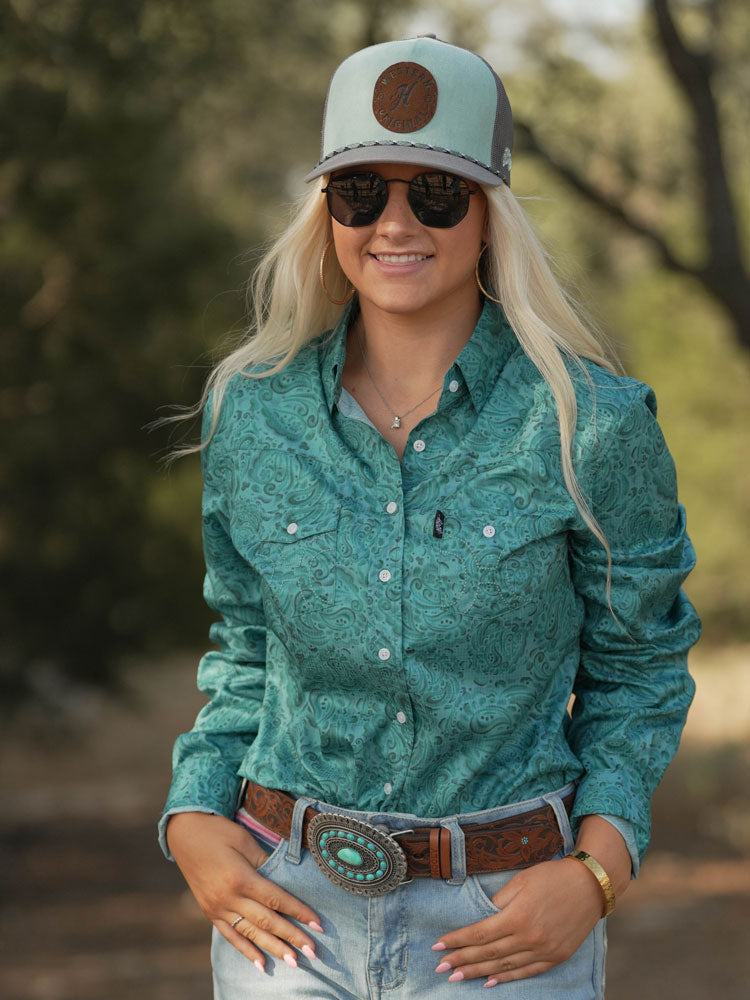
left=565, top=850, right=616, bottom=917
left=574, top=814, right=633, bottom=897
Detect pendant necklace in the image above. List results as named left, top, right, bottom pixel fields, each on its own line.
left=354, top=323, right=443, bottom=429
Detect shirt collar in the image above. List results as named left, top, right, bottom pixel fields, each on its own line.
left=318, top=296, right=517, bottom=416
left=451, top=298, right=516, bottom=412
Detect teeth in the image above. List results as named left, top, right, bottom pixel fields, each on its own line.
left=374, top=253, right=429, bottom=263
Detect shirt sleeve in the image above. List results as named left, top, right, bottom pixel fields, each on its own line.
left=566, top=383, right=701, bottom=866
left=158, top=395, right=266, bottom=860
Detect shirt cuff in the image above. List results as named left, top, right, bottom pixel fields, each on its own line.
left=597, top=814, right=640, bottom=879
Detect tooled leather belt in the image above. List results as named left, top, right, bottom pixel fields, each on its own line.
left=243, top=780, right=574, bottom=894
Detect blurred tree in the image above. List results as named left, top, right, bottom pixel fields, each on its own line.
left=511, top=0, right=750, bottom=350
left=0, top=0, right=417, bottom=707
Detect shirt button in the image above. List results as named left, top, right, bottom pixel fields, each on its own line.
left=482, top=524, right=496, bottom=538
left=378, top=647, right=391, bottom=661
left=413, top=439, right=426, bottom=452
left=396, top=711, right=407, bottom=724
left=379, top=569, right=392, bottom=583
left=386, top=500, right=398, bottom=514
left=286, top=522, right=298, bottom=535
left=384, top=782, right=393, bottom=795
left=448, top=379, right=459, bottom=393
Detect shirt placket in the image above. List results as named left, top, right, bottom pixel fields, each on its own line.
left=371, top=463, right=413, bottom=805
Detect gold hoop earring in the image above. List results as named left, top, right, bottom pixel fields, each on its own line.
left=320, top=239, right=354, bottom=305
left=475, top=243, right=502, bottom=304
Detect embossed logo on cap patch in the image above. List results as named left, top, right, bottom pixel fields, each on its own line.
left=372, top=62, right=438, bottom=133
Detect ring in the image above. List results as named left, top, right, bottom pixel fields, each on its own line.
left=230, top=915, right=245, bottom=929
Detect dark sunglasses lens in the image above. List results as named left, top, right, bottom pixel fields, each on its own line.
left=409, top=173, right=471, bottom=228
left=326, top=173, right=386, bottom=227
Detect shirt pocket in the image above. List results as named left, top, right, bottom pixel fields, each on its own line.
left=434, top=507, right=549, bottom=619
left=237, top=508, right=341, bottom=615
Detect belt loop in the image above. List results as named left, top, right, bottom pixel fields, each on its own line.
left=440, top=817, right=466, bottom=884
left=286, top=796, right=314, bottom=865
left=543, top=788, right=575, bottom=854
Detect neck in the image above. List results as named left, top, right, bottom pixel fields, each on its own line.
left=350, top=294, right=483, bottom=400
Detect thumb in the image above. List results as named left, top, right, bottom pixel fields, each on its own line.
left=235, top=827, right=273, bottom=869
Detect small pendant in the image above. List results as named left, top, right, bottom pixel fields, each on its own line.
left=391, top=415, right=401, bottom=428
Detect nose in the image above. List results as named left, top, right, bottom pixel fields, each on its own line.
left=375, top=180, right=418, bottom=234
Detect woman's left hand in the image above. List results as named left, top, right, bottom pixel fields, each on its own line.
left=432, top=857, right=604, bottom=987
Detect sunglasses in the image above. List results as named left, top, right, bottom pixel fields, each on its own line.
left=322, top=171, right=479, bottom=229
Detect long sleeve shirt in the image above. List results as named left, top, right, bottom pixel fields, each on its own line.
left=159, top=298, right=700, bottom=868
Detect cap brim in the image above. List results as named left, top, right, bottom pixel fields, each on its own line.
left=304, top=145, right=507, bottom=187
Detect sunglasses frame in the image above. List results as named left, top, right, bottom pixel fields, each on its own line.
left=322, top=170, right=480, bottom=229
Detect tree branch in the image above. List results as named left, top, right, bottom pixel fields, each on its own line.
left=650, top=0, right=746, bottom=274
left=514, top=120, right=700, bottom=279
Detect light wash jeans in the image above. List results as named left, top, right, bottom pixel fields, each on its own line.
left=211, top=782, right=607, bottom=999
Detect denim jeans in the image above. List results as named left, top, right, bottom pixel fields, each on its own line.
left=211, top=782, right=607, bottom=999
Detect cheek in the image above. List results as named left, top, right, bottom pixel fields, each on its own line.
left=331, top=228, right=363, bottom=280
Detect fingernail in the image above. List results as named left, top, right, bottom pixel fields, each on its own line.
left=484, top=979, right=498, bottom=989
left=308, top=920, right=324, bottom=933
left=253, top=960, right=265, bottom=975
left=449, top=970, right=465, bottom=982
left=283, top=953, right=298, bottom=968
left=435, top=962, right=451, bottom=973
left=301, top=944, right=317, bottom=961
left=432, top=941, right=447, bottom=951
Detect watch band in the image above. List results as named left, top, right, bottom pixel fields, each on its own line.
left=566, top=849, right=616, bottom=917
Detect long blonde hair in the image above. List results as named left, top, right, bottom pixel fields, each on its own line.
left=165, top=178, right=624, bottom=606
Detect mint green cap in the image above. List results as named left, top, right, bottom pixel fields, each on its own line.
left=305, top=36, right=513, bottom=187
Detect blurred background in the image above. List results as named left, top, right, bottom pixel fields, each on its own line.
left=1, top=0, right=748, bottom=997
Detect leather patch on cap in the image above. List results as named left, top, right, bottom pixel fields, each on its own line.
left=372, top=62, right=438, bottom=133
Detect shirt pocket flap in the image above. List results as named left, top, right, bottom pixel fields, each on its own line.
left=254, top=511, right=340, bottom=544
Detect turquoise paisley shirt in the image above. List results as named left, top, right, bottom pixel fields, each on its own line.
left=160, top=299, right=700, bottom=866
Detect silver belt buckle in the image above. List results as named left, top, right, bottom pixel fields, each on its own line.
left=308, top=812, right=408, bottom=896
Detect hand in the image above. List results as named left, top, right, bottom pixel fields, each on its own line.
left=432, top=858, right=604, bottom=987
left=166, top=812, right=324, bottom=973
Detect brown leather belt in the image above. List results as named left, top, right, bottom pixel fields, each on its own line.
left=243, top=780, right=574, bottom=879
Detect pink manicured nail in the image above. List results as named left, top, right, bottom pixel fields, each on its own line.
left=435, top=962, right=451, bottom=973
left=484, top=979, right=499, bottom=989
left=253, top=960, right=265, bottom=975
left=432, top=941, right=447, bottom=951
left=308, top=920, right=324, bottom=932
left=449, top=970, right=465, bottom=982
left=283, top=952, right=298, bottom=968
left=301, top=944, right=317, bottom=961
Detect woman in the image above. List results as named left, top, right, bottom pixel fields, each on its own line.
left=159, top=36, right=700, bottom=998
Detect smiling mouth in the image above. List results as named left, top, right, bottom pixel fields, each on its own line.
left=372, top=253, right=432, bottom=263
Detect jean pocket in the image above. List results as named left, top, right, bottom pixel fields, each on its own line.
left=466, top=868, right=520, bottom=916
left=254, top=837, right=289, bottom=878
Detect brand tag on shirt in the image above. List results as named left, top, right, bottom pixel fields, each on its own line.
left=433, top=510, right=445, bottom=538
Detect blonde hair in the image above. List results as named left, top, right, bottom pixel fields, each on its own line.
left=164, top=178, right=624, bottom=606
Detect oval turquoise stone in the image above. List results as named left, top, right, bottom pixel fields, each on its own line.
left=337, top=847, right=363, bottom=867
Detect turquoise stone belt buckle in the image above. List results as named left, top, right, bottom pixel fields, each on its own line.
left=308, top=812, right=408, bottom=896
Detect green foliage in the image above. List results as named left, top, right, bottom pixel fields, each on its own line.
left=0, top=0, right=419, bottom=705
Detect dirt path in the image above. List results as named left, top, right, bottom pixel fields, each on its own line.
left=1, top=647, right=748, bottom=999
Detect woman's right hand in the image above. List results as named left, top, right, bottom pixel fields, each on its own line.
left=166, top=811, right=323, bottom=972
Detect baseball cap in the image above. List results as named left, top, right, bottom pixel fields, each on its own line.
left=305, top=35, right=513, bottom=188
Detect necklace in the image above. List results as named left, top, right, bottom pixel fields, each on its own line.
left=354, top=323, right=443, bottom=429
